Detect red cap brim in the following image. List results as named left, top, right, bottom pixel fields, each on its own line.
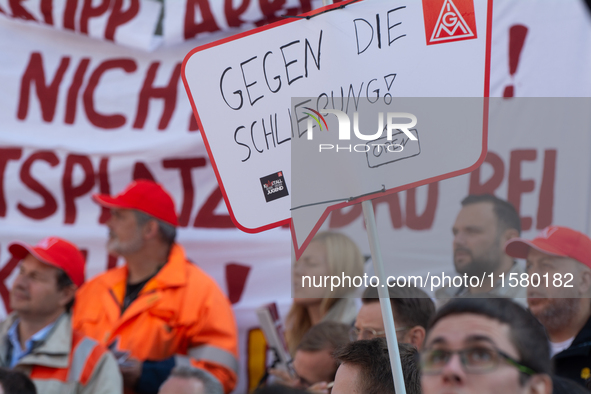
left=8, top=242, right=62, bottom=271
left=92, top=194, right=133, bottom=210
left=505, top=238, right=567, bottom=259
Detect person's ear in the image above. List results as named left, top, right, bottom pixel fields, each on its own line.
left=404, top=326, right=426, bottom=351
left=142, top=220, right=159, bottom=240
left=58, top=284, right=76, bottom=309
left=578, top=266, right=591, bottom=297
left=527, top=374, right=552, bottom=394
left=502, top=228, right=520, bottom=244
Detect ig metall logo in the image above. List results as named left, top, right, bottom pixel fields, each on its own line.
left=303, top=108, right=417, bottom=153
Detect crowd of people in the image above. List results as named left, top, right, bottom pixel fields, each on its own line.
left=0, top=179, right=590, bottom=394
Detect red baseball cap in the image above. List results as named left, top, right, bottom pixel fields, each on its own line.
left=92, top=180, right=178, bottom=226
left=9, top=237, right=85, bottom=287
left=505, top=225, right=591, bottom=268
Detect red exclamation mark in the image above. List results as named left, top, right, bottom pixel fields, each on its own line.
left=503, top=25, right=528, bottom=98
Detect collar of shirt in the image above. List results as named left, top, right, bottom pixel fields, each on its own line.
left=7, top=318, right=57, bottom=368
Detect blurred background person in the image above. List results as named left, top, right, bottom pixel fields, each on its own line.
left=332, top=338, right=421, bottom=394
left=551, top=376, right=589, bottom=394
left=505, top=225, right=591, bottom=388
left=287, top=232, right=364, bottom=354
left=421, top=298, right=552, bottom=394
left=0, top=368, right=36, bottom=394
left=353, top=285, right=434, bottom=350
left=271, top=321, right=349, bottom=391
left=158, top=366, right=223, bottom=394
left=436, top=194, right=525, bottom=306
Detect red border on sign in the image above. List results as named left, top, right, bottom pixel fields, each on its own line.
left=181, top=0, right=493, bottom=249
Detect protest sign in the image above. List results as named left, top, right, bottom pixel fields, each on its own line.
left=182, top=0, right=493, bottom=241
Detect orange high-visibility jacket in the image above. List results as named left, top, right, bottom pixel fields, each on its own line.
left=72, top=244, right=239, bottom=393
left=0, top=313, right=123, bottom=394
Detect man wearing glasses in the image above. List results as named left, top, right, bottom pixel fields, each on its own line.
left=351, top=286, right=434, bottom=350
left=421, top=298, right=552, bottom=394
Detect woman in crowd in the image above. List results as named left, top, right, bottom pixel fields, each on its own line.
left=286, top=231, right=365, bottom=354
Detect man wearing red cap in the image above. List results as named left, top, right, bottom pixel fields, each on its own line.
left=0, top=237, right=122, bottom=394
left=72, top=180, right=238, bottom=394
left=505, top=225, right=591, bottom=389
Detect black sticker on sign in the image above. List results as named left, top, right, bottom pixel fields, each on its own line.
left=260, top=171, right=289, bottom=202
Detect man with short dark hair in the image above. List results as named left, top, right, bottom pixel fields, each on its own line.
left=73, top=180, right=239, bottom=394
left=505, top=225, right=591, bottom=388
left=421, top=298, right=552, bottom=394
left=158, top=365, right=223, bottom=394
left=332, top=338, right=420, bottom=394
left=0, top=237, right=121, bottom=394
left=272, top=321, right=350, bottom=391
left=436, top=194, right=526, bottom=304
left=353, top=286, right=434, bottom=350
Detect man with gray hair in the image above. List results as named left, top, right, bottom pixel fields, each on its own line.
left=73, top=180, right=239, bottom=394
left=158, top=366, right=223, bottom=394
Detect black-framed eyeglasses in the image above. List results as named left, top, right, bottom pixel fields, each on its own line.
left=349, top=326, right=408, bottom=341
left=420, top=346, right=537, bottom=376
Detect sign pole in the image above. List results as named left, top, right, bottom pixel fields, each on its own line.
left=361, top=200, right=407, bottom=394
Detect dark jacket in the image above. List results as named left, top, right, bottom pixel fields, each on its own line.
left=553, top=315, right=591, bottom=389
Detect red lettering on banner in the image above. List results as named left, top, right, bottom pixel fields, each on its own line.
left=373, top=194, right=403, bottom=229
left=0, top=149, right=245, bottom=229
left=0, top=252, right=20, bottom=313
left=536, top=150, right=556, bottom=229
left=0, top=149, right=23, bottom=217
left=468, top=151, right=504, bottom=195
left=80, top=0, right=111, bottom=34
left=132, top=162, right=156, bottom=181
left=105, top=0, right=139, bottom=41
left=329, top=187, right=436, bottom=230
left=63, top=154, right=95, bottom=224
left=8, top=0, right=36, bottom=21
left=17, top=151, right=59, bottom=220
left=406, top=183, right=439, bottom=230
left=65, top=58, right=91, bottom=125
left=468, top=149, right=557, bottom=231
left=225, top=263, right=251, bottom=304
left=257, top=0, right=287, bottom=26
left=225, top=0, right=251, bottom=28
left=162, top=158, right=207, bottom=226
left=17, top=53, right=197, bottom=131
left=63, top=0, right=77, bottom=31
left=189, top=113, right=199, bottom=131
left=329, top=205, right=362, bottom=228
left=18, top=53, right=70, bottom=122
left=83, top=59, right=137, bottom=129
left=133, top=62, right=182, bottom=130
left=185, top=0, right=220, bottom=39
left=508, top=149, right=536, bottom=231
left=97, top=157, right=111, bottom=223
left=193, top=187, right=236, bottom=228
left=41, top=0, right=53, bottom=25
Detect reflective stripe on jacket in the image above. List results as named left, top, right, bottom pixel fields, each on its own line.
left=0, top=313, right=123, bottom=394
left=72, top=244, right=239, bottom=393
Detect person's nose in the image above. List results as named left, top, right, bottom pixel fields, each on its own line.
left=12, top=273, right=28, bottom=292
left=441, top=353, right=466, bottom=385
left=453, top=232, right=466, bottom=249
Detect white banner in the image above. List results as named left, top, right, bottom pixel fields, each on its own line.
left=1, top=1, right=591, bottom=393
